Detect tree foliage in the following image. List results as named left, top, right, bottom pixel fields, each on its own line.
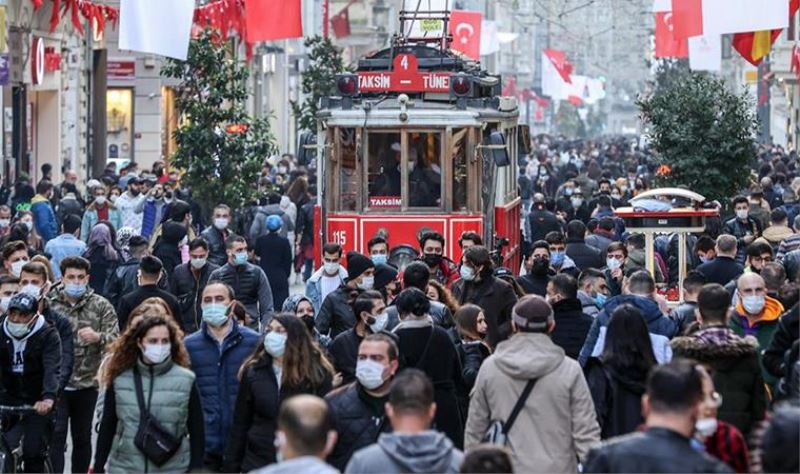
left=554, top=101, right=587, bottom=138
left=638, top=63, right=757, bottom=202
left=291, top=36, right=348, bottom=132
left=161, top=30, right=276, bottom=213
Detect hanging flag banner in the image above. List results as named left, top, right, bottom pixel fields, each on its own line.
left=331, top=6, right=351, bottom=38
left=731, top=0, right=799, bottom=65
left=245, top=0, right=303, bottom=42
left=671, top=0, right=702, bottom=39
left=449, top=10, right=482, bottom=60
left=480, top=20, right=498, bottom=56
left=701, top=0, right=787, bottom=36
left=541, top=49, right=573, bottom=100
left=119, top=0, right=194, bottom=60
left=688, top=34, right=721, bottom=71
left=655, top=12, right=688, bottom=58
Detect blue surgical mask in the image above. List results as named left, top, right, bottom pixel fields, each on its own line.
left=595, top=293, right=608, bottom=308
left=202, top=304, right=229, bottom=327
left=699, top=255, right=713, bottom=264
left=6, top=319, right=34, bottom=338
left=64, top=283, right=87, bottom=298
left=371, top=254, right=387, bottom=266
left=264, top=331, right=287, bottom=358
left=460, top=265, right=476, bottom=281
left=233, top=252, right=248, bottom=266
left=551, top=251, right=566, bottom=267
left=606, top=257, right=622, bottom=270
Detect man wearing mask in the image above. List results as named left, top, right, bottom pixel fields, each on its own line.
left=417, top=231, right=459, bottom=287
left=30, top=180, right=58, bottom=243
left=326, top=334, right=399, bottom=471
left=136, top=182, right=167, bottom=239
left=603, top=242, right=627, bottom=297
left=209, top=235, right=274, bottom=330
left=329, top=291, right=388, bottom=385
left=3, top=241, right=30, bottom=278
left=566, top=189, right=591, bottom=223
left=367, top=237, right=389, bottom=266
left=201, top=204, right=232, bottom=266
left=114, top=177, right=145, bottom=233
left=544, top=232, right=580, bottom=278
left=730, top=273, right=783, bottom=391
left=0, top=205, right=12, bottom=237
left=47, top=256, right=118, bottom=474
left=526, top=194, right=561, bottom=245
left=306, top=243, right=348, bottom=313
left=724, top=196, right=762, bottom=265
left=185, top=281, right=259, bottom=472
left=170, top=238, right=220, bottom=333
left=317, top=252, right=375, bottom=339
left=80, top=186, right=122, bottom=241
left=577, top=269, right=608, bottom=316
left=516, top=241, right=554, bottom=296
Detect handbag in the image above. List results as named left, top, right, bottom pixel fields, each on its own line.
left=132, top=367, right=181, bottom=467
left=482, top=379, right=537, bottom=446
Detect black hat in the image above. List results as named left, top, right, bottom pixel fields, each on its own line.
left=374, top=263, right=399, bottom=290
left=346, top=252, right=375, bottom=281
left=8, top=293, right=37, bottom=314
left=127, top=176, right=141, bottom=185
left=128, top=235, right=149, bottom=248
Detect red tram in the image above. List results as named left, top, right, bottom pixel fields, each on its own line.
left=312, top=10, right=527, bottom=271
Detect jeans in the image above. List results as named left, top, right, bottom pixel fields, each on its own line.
left=50, top=388, right=98, bottom=474
left=3, top=410, right=54, bottom=473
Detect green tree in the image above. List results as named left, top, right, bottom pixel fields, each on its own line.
left=554, top=101, right=587, bottom=138
left=292, top=36, right=348, bottom=132
left=638, top=64, right=757, bottom=202
left=161, top=30, right=276, bottom=213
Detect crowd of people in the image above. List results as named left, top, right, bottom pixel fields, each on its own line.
left=0, top=138, right=795, bottom=474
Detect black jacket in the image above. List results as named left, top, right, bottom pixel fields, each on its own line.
left=723, top=217, right=762, bottom=265
left=671, top=330, right=766, bottom=437
left=454, top=339, right=490, bottom=424
left=255, top=233, right=292, bottom=310
left=329, top=328, right=363, bottom=386
left=0, top=316, right=62, bottom=404
left=325, top=383, right=390, bottom=471
left=550, top=298, right=593, bottom=360
left=41, top=305, right=74, bottom=391
left=516, top=270, right=552, bottom=296
left=103, top=257, right=169, bottom=308
left=584, top=427, right=732, bottom=473
left=585, top=358, right=647, bottom=439
left=763, top=304, right=799, bottom=379
left=670, top=301, right=698, bottom=335
left=566, top=238, right=605, bottom=271
left=317, top=285, right=361, bottom=339
left=117, top=284, right=183, bottom=331
left=527, top=208, right=561, bottom=243
left=296, top=199, right=316, bottom=246
left=209, top=262, right=274, bottom=327
left=696, top=256, right=743, bottom=286
left=452, top=276, right=518, bottom=348
left=84, top=251, right=118, bottom=301
left=169, top=262, right=220, bottom=333
left=223, top=357, right=332, bottom=472
left=199, top=226, right=230, bottom=267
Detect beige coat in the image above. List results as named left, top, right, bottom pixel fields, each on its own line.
left=464, top=332, right=600, bottom=473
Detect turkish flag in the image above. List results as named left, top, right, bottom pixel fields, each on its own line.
left=244, top=0, right=303, bottom=43
left=655, top=12, right=689, bottom=58
left=449, top=10, right=482, bottom=60
left=331, top=7, right=350, bottom=38
left=671, top=0, right=703, bottom=39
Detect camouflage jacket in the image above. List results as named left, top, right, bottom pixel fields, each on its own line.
left=48, top=284, right=119, bottom=389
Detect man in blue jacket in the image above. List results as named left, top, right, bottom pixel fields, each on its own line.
left=578, top=270, right=677, bottom=366
left=30, top=180, right=58, bottom=243
left=185, top=281, right=259, bottom=472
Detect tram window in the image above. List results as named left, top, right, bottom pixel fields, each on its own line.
left=452, top=128, right=468, bottom=211
left=338, top=128, right=358, bottom=211
left=367, top=132, right=402, bottom=210
left=407, top=132, right=442, bottom=208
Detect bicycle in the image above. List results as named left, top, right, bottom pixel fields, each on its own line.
left=0, top=405, right=52, bottom=473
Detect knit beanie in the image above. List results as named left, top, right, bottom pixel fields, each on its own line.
left=346, top=252, right=374, bottom=281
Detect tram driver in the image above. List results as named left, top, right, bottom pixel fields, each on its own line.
left=375, top=143, right=439, bottom=207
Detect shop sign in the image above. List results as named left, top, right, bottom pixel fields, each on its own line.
left=107, top=58, right=135, bottom=83
left=44, top=47, right=61, bottom=72
left=30, top=37, right=45, bottom=85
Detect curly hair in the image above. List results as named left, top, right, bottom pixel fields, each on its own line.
left=239, top=314, right=334, bottom=389
left=101, top=314, right=189, bottom=386
left=426, top=280, right=459, bottom=315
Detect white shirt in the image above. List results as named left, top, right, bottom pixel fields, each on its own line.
left=320, top=274, right=341, bottom=303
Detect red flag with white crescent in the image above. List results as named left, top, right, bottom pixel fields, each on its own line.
left=449, top=10, right=482, bottom=60
left=655, top=12, right=688, bottom=58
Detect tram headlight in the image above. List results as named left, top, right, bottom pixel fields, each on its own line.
left=450, top=73, right=472, bottom=97
left=336, top=74, right=358, bottom=97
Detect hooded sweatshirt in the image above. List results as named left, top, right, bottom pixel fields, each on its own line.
left=253, top=456, right=339, bottom=474
left=3, top=315, right=46, bottom=373
left=464, top=333, right=600, bottom=473
left=345, top=431, right=463, bottom=474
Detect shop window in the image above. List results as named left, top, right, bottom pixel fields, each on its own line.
left=106, top=88, right=133, bottom=167
left=367, top=131, right=402, bottom=210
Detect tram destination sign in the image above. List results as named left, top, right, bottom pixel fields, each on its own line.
left=358, top=53, right=451, bottom=93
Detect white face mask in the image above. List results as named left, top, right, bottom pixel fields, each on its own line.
left=742, top=295, right=766, bottom=315
left=22, top=221, right=33, bottom=231
left=264, top=331, right=287, bottom=358
left=0, top=296, right=11, bottom=313
left=19, top=283, right=41, bottom=299
left=695, top=417, right=718, bottom=438
left=323, top=262, right=340, bottom=275
left=735, top=209, right=749, bottom=220
left=10, top=260, right=27, bottom=278
left=95, top=195, right=107, bottom=206
left=369, top=311, right=389, bottom=333
left=190, top=257, right=207, bottom=269
left=213, top=218, right=229, bottom=230
left=142, top=343, right=171, bottom=364
left=358, top=276, right=375, bottom=291
left=0, top=219, right=10, bottom=228
left=356, top=359, right=387, bottom=390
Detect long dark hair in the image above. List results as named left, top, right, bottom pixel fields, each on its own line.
left=601, top=304, right=657, bottom=374
left=240, top=314, right=334, bottom=389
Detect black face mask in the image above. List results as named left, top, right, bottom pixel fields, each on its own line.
left=423, top=253, right=443, bottom=267
left=130, top=188, right=141, bottom=196
left=531, top=258, right=550, bottom=276
left=301, top=315, right=315, bottom=333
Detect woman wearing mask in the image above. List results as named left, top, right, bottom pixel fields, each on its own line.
left=4, top=213, right=43, bottom=253
left=584, top=304, right=656, bottom=439
left=80, top=187, right=122, bottom=241
left=81, top=223, right=120, bottom=298
left=451, top=245, right=518, bottom=348
left=452, top=304, right=491, bottom=423
left=393, top=288, right=464, bottom=448
left=224, top=315, right=334, bottom=472
left=93, top=315, right=204, bottom=473
left=108, top=186, right=123, bottom=204
left=281, top=294, right=331, bottom=350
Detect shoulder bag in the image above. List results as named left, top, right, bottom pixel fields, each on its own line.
left=482, top=379, right=537, bottom=446
left=132, top=367, right=181, bottom=467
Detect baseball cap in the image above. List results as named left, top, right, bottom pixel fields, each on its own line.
left=8, top=293, right=38, bottom=314
left=512, top=295, right=553, bottom=332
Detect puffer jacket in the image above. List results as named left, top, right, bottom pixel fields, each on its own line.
left=578, top=294, right=678, bottom=366
left=30, top=194, right=58, bottom=243
left=464, top=332, right=600, bottom=473
left=170, top=262, right=220, bottom=333
left=0, top=315, right=61, bottom=404
left=140, top=198, right=165, bottom=239
left=550, top=298, right=593, bottom=360
left=209, top=262, right=274, bottom=327
left=585, top=358, right=647, bottom=439
left=671, top=326, right=767, bottom=437
left=566, top=238, right=605, bottom=271
left=185, top=321, right=260, bottom=457
left=199, top=226, right=229, bottom=267
left=49, top=285, right=119, bottom=390
left=326, top=383, right=391, bottom=471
